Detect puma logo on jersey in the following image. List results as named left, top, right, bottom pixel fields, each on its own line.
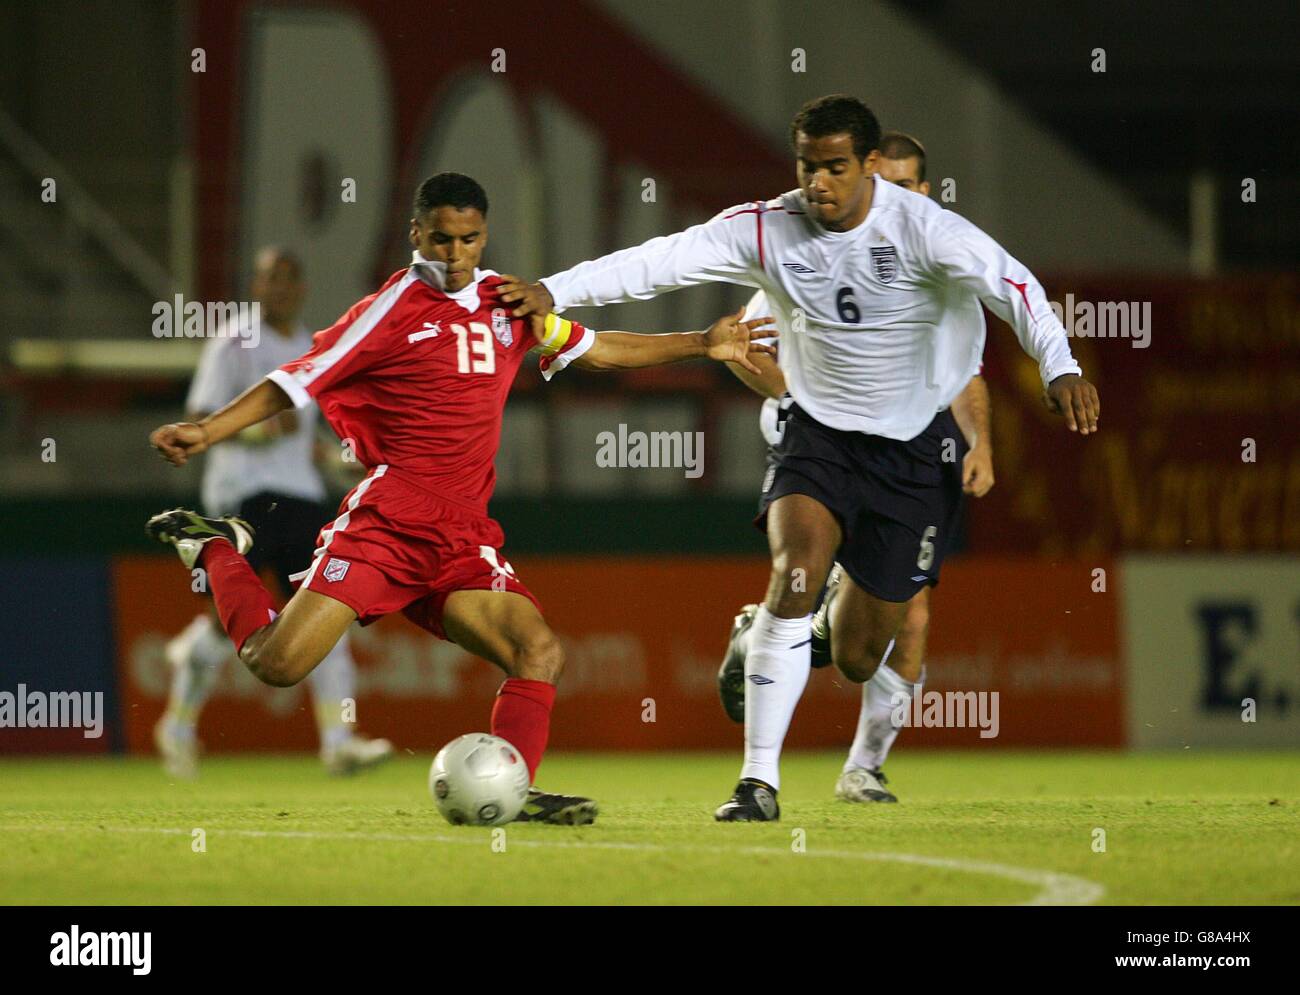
left=407, top=322, right=442, bottom=343
left=782, top=261, right=816, bottom=274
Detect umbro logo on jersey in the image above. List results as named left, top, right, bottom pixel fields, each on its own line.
left=323, top=557, right=351, bottom=582
left=748, top=674, right=775, bottom=685
left=782, top=261, right=816, bottom=274
left=407, top=322, right=441, bottom=343
left=911, top=575, right=929, bottom=582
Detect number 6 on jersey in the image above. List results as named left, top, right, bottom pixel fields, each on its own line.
left=916, top=525, right=937, bottom=571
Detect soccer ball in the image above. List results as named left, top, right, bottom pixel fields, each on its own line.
left=429, top=733, right=530, bottom=826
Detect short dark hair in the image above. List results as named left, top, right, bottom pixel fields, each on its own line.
left=413, top=172, right=488, bottom=219
left=879, top=131, right=927, bottom=182
left=253, top=245, right=303, bottom=280
left=790, top=94, right=881, bottom=161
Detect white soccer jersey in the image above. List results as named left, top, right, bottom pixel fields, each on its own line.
left=187, top=318, right=326, bottom=515
left=542, top=176, right=1078, bottom=440
left=742, top=285, right=985, bottom=430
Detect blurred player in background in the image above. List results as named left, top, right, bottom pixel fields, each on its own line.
left=146, top=174, right=775, bottom=824
left=715, top=133, right=995, bottom=804
left=154, top=247, right=394, bottom=778
left=502, top=96, right=1098, bottom=821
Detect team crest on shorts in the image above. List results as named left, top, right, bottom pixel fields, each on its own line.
left=491, top=308, right=513, bottom=347
left=870, top=245, right=899, bottom=284
left=322, top=557, right=350, bottom=583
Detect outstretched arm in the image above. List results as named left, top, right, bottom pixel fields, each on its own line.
left=150, top=379, right=293, bottom=466
left=531, top=309, right=776, bottom=377
left=499, top=203, right=764, bottom=317
left=928, top=212, right=1099, bottom=434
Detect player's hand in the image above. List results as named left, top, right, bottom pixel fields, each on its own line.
left=703, top=307, right=777, bottom=374
left=498, top=275, right=555, bottom=318
left=961, top=443, right=995, bottom=497
left=1044, top=374, right=1100, bottom=434
left=525, top=312, right=549, bottom=346
left=149, top=422, right=209, bottom=466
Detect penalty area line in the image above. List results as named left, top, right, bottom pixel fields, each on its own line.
left=0, top=823, right=1103, bottom=905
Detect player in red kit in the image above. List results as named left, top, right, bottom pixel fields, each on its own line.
left=146, top=173, right=774, bottom=824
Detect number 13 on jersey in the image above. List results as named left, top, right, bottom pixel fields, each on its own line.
left=453, top=322, right=496, bottom=374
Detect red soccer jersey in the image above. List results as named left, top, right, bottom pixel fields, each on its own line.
left=268, top=257, right=594, bottom=513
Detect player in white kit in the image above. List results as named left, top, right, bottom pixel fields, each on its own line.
left=716, top=133, right=997, bottom=804
left=154, top=247, right=393, bottom=778
left=502, top=96, right=1098, bottom=820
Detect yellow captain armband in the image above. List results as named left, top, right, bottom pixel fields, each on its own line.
left=540, top=313, right=575, bottom=356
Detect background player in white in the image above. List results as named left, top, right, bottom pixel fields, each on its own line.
left=154, top=247, right=393, bottom=778
left=501, top=94, right=1098, bottom=821
left=716, top=133, right=996, bottom=804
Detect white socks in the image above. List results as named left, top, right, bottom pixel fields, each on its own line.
left=740, top=607, right=812, bottom=791
left=163, top=615, right=361, bottom=754
left=845, top=654, right=923, bottom=773
left=163, top=614, right=233, bottom=735
left=308, top=634, right=359, bottom=752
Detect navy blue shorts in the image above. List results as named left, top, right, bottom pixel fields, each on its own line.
left=234, top=492, right=334, bottom=597
left=756, top=405, right=966, bottom=603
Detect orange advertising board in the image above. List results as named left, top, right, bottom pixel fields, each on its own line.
left=112, top=554, right=1123, bottom=755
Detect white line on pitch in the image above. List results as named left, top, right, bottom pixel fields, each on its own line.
left=0, top=823, right=1104, bottom=905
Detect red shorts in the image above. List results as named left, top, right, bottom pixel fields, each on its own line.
left=291, top=465, right=540, bottom=640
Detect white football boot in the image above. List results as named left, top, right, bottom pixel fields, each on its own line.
left=322, top=735, right=395, bottom=775
left=835, top=766, right=898, bottom=803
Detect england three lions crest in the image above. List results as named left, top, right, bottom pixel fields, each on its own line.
left=870, top=245, right=899, bottom=284
left=491, top=308, right=514, bottom=347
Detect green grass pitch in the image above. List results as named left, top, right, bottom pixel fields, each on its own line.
left=2, top=750, right=1297, bottom=905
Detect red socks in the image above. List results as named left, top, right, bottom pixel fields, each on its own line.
left=199, top=536, right=555, bottom=776
left=199, top=539, right=277, bottom=653
left=491, top=678, right=556, bottom=782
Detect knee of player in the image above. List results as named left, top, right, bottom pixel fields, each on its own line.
left=242, top=643, right=303, bottom=688
left=512, top=630, right=564, bottom=683
left=901, top=598, right=930, bottom=641
left=835, top=647, right=878, bottom=684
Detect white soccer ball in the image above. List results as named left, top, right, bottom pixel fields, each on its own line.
left=429, top=733, right=531, bottom=826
